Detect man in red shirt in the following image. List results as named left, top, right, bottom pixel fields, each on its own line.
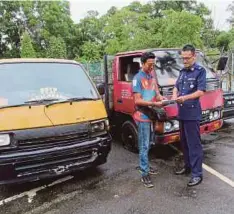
left=132, top=52, right=163, bottom=188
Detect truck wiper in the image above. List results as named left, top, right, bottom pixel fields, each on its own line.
left=24, top=98, right=60, bottom=104
left=45, top=97, right=98, bottom=107
left=67, top=97, right=97, bottom=101
left=0, top=99, right=60, bottom=110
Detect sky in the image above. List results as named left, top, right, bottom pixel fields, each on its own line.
left=69, top=0, right=233, bottom=31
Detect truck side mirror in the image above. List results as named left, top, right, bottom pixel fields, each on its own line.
left=96, top=83, right=105, bottom=95
left=216, top=56, right=228, bottom=71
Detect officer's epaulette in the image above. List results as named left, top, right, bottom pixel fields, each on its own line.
left=194, top=64, right=203, bottom=70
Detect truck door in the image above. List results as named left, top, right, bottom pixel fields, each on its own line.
left=113, top=54, right=142, bottom=114
left=103, top=55, right=115, bottom=117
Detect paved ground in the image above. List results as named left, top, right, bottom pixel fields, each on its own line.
left=1, top=120, right=234, bottom=214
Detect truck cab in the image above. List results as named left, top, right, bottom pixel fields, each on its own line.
left=0, top=58, right=111, bottom=184
left=102, top=48, right=223, bottom=152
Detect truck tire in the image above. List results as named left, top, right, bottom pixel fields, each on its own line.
left=121, top=120, right=138, bottom=153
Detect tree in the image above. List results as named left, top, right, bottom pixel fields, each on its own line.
left=0, top=0, right=225, bottom=60
left=47, top=36, right=67, bottom=58
left=74, top=10, right=107, bottom=58
left=103, top=7, right=161, bottom=54
left=20, top=31, right=36, bottom=58
left=216, top=31, right=231, bottom=52
left=80, top=41, right=102, bottom=61
left=143, top=0, right=215, bottom=48
left=0, top=1, right=22, bottom=58
left=227, top=1, right=234, bottom=26
left=159, top=10, right=204, bottom=48
left=0, top=0, right=75, bottom=58
left=216, top=29, right=234, bottom=51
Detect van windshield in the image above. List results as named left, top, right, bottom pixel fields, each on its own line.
left=0, top=62, right=99, bottom=107
left=153, top=50, right=216, bottom=86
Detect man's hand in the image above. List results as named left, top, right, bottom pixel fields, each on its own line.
left=152, top=101, right=163, bottom=107
left=171, top=95, right=177, bottom=100
left=157, top=94, right=168, bottom=101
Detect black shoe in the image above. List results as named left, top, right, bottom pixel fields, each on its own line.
left=187, top=176, right=203, bottom=187
left=141, top=175, right=154, bottom=188
left=175, top=167, right=191, bottom=175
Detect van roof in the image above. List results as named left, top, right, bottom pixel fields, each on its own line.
left=116, top=48, right=201, bottom=56
left=0, top=58, right=80, bottom=64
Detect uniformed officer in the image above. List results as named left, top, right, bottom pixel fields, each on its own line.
left=172, top=44, right=206, bottom=187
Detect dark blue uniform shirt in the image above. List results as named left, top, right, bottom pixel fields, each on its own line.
left=175, top=63, right=206, bottom=120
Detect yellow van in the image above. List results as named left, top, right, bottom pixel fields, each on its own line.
left=0, top=58, right=111, bottom=184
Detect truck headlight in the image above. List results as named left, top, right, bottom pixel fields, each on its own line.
left=164, top=120, right=180, bottom=133
left=164, top=122, right=172, bottom=132
left=213, top=111, right=220, bottom=119
left=209, top=111, right=220, bottom=121
left=173, top=120, right=179, bottom=129
left=0, top=134, right=10, bottom=146
left=91, top=120, right=108, bottom=132
left=209, top=112, right=214, bottom=120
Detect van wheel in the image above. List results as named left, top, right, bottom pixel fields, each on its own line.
left=121, top=121, right=138, bottom=153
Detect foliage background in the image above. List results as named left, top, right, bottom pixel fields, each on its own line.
left=0, top=0, right=234, bottom=61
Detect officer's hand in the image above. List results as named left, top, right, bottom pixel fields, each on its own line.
left=176, top=96, right=186, bottom=103
left=171, top=95, right=177, bottom=100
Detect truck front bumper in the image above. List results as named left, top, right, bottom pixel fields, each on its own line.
left=155, top=119, right=223, bottom=144
left=0, top=135, right=111, bottom=185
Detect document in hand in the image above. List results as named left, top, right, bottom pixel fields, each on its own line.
left=162, top=100, right=176, bottom=106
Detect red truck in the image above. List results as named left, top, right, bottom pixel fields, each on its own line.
left=97, top=48, right=225, bottom=152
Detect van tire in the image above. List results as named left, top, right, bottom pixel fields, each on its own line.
left=121, top=120, right=138, bottom=153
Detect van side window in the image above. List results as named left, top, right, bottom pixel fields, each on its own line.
left=118, top=56, right=141, bottom=82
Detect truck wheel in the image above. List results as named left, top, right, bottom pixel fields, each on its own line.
left=121, top=121, right=138, bottom=153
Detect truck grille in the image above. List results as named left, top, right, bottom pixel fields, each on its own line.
left=201, top=111, right=210, bottom=125
left=206, top=79, right=220, bottom=91
left=17, top=132, right=89, bottom=150
left=160, top=79, right=221, bottom=96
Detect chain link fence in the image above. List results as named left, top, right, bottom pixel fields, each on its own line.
left=82, top=57, right=114, bottom=113
left=82, top=61, right=105, bottom=85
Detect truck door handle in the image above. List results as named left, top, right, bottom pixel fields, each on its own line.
left=117, top=99, right=123, bottom=103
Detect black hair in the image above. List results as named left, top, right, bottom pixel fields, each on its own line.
left=141, top=52, right=155, bottom=64
left=182, top=44, right=195, bottom=54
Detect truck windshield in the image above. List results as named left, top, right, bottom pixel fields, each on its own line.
left=153, top=50, right=216, bottom=86
left=0, top=62, right=99, bottom=107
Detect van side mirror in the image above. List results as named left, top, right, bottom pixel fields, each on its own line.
left=216, top=56, right=228, bottom=71
left=96, top=83, right=105, bottom=95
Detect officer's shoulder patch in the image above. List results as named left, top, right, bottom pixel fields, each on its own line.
left=196, top=65, right=205, bottom=70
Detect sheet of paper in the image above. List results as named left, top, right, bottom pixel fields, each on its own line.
left=162, top=100, right=176, bottom=106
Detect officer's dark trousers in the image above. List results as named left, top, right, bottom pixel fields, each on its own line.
left=179, top=120, right=203, bottom=178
